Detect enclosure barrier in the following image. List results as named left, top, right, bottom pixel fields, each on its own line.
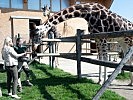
left=39, top=29, right=133, bottom=99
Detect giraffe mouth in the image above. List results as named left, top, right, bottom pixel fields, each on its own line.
left=43, top=13, right=47, bottom=16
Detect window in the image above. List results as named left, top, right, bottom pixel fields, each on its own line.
left=76, top=1, right=81, bottom=4
left=41, top=0, right=70, bottom=12
left=52, top=0, right=60, bottom=12
left=28, top=0, right=40, bottom=10
left=61, top=0, right=69, bottom=10
left=11, top=0, right=23, bottom=9
left=0, top=0, right=10, bottom=8
left=41, top=0, right=50, bottom=9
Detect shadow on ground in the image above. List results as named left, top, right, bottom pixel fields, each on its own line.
left=29, top=62, right=95, bottom=100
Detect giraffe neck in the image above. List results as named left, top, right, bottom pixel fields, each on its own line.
left=42, top=2, right=133, bottom=34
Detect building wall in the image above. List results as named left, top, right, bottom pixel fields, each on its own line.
left=0, top=8, right=89, bottom=59
left=57, top=18, right=88, bottom=53
left=13, top=19, right=29, bottom=42
left=0, top=8, right=47, bottom=59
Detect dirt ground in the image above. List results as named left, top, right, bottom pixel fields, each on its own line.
left=40, top=56, right=133, bottom=100
left=109, top=80, right=133, bottom=100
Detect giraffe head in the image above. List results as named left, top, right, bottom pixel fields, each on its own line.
left=35, top=22, right=53, bottom=37
left=41, top=5, right=51, bottom=18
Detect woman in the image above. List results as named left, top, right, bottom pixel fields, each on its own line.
left=2, top=37, right=26, bottom=99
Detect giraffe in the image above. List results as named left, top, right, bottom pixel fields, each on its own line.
left=37, top=2, right=133, bottom=85
left=42, top=5, right=51, bottom=18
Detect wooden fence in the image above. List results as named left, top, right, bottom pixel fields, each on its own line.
left=38, top=29, right=133, bottom=99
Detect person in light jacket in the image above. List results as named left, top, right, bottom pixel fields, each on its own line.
left=2, top=37, right=26, bottom=99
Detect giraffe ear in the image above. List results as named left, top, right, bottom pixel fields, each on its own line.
left=41, top=5, right=45, bottom=11
left=49, top=7, right=51, bottom=10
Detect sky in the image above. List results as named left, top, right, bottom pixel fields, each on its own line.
left=110, top=0, right=133, bottom=22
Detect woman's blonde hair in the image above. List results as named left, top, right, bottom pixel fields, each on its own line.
left=3, top=37, right=12, bottom=46
left=1, top=37, right=12, bottom=59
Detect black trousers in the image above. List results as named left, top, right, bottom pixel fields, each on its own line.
left=5, top=65, right=18, bottom=95
left=18, top=66, right=30, bottom=79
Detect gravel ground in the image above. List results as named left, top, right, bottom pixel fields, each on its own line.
left=40, top=56, right=133, bottom=100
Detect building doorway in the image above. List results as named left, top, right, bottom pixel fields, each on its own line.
left=29, top=19, right=42, bottom=53
left=90, top=39, right=97, bottom=53
left=29, top=19, right=41, bottom=29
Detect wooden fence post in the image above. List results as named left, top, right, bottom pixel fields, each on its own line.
left=51, top=33, right=56, bottom=68
left=48, top=32, right=56, bottom=68
left=93, top=46, right=133, bottom=100
left=76, top=29, right=84, bottom=79
left=0, top=87, right=2, bottom=97
left=48, top=33, right=52, bottom=67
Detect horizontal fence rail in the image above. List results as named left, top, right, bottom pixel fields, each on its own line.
left=82, top=30, right=133, bottom=39
left=51, top=30, right=133, bottom=40
left=41, top=38, right=95, bottom=43
left=37, top=53, right=93, bottom=57
left=37, top=52, right=118, bottom=57
left=41, top=38, right=76, bottom=42
left=41, top=30, right=132, bottom=56
left=59, top=55, right=133, bottom=72
left=39, top=29, right=133, bottom=99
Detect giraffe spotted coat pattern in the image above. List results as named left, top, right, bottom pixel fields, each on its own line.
left=42, top=3, right=133, bottom=34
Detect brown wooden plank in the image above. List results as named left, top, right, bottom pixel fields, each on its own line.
left=76, top=29, right=82, bottom=79
left=93, top=46, right=133, bottom=99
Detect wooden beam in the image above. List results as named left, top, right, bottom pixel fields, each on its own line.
left=41, top=38, right=76, bottom=42
left=93, top=46, right=133, bottom=99
left=37, top=52, right=118, bottom=57
left=41, top=38, right=95, bottom=43
left=69, top=0, right=75, bottom=6
left=51, top=30, right=133, bottom=41
left=81, top=30, right=133, bottom=39
left=59, top=55, right=133, bottom=72
left=0, top=87, right=2, bottom=97
left=23, top=0, right=27, bottom=3
left=81, top=57, right=133, bottom=72
left=37, top=53, right=93, bottom=57
left=80, top=0, right=113, bottom=8
left=76, top=29, right=82, bottom=79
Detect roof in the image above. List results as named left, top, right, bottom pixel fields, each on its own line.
left=77, top=0, right=114, bottom=8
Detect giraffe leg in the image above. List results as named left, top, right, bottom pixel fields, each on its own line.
left=128, top=58, right=133, bottom=86
left=102, top=39, right=108, bottom=83
left=103, top=51, right=108, bottom=82
left=128, top=72, right=133, bottom=86
left=97, top=39, right=108, bottom=84
left=97, top=44, right=102, bottom=84
left=98, top=57, right=102, bottom=84
left=117, top=41, right=133, bottom=86
left=55, top=42, right=59, bottom=67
